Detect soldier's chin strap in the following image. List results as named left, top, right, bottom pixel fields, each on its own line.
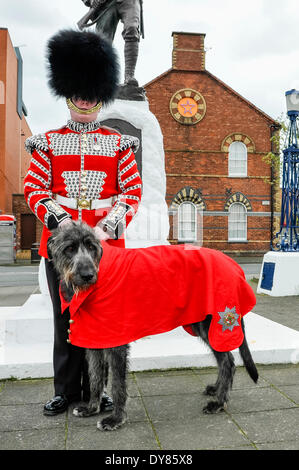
left=66, top=98, right=102, bottom=115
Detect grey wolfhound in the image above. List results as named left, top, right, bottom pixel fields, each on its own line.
left=47, top=221, right=258, bottom=431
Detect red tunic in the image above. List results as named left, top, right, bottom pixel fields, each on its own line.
left=24, top=120, right=142, bottom=257
left=61, top=243, right=256, bottom=352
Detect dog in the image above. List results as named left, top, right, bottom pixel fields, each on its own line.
left=47, top=221, right=258, bottom=431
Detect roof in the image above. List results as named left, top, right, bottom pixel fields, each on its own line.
left=144, top=68, right=280, bottom=127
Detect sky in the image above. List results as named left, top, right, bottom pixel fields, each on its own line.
left=1, top=0, right=299, bottom=134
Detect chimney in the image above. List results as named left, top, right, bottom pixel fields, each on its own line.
left=172, top=32, right=206, bottom=71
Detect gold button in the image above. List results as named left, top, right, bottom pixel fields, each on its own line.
left=82, top=170, right=87, bottom=176
left=81, top=185, right=87, bottom=191
left=67, top=329, right=71, bottom=334
left=69, top=319, right=74, bottom=324
left=67, top=339, right=71, bottom=343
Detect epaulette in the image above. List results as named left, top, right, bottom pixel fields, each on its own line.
left=25, top=133, right=49, bottom=154
left=119, top=135, right=140, bottom=154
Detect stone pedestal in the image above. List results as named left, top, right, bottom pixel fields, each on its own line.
left=257, top=251, right=299, bottom=296
left=100, top=98, right=170, bottom=248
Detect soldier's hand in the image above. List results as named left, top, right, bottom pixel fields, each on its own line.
left=94, top=225, right=110, bottom=241
left=58, top=218, right=73, bottom=230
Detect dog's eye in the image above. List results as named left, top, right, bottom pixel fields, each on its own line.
left=87, top=243, right=95, bottom=251
left=65, top=245, right=75, bottom=254
left=84, top=240, right=96, bottom=251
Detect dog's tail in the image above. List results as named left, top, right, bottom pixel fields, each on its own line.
left=239, top=318, right=258, bottom=383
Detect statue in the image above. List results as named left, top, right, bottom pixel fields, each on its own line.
left=78, top=0, right=145, bottom=100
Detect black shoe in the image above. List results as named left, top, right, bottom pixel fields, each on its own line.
left=43, top=395, right=69, bottom=416
left=100, top=391, right=114, bottom=412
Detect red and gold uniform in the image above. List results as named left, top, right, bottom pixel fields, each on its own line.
left=24, top=119, right=142, bottom=256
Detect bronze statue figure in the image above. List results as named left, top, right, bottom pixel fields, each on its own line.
left=78, top=0, right=144, bottom=93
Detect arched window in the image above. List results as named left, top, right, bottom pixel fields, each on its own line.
left=178, top=202, right=197, bottom=242
left=228, top=203, right=247, bottom=241
left=228, top=142, right=247, bottom=177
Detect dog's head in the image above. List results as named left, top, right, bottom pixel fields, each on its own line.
left=47, top=221, right=102, bottom=292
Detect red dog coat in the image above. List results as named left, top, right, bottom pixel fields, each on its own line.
left=60, top=243, right=256, bottom=352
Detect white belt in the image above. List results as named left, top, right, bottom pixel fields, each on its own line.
left=54, top=194, right=113, bottom=210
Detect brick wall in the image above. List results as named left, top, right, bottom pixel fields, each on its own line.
left=0, top=29, right=32, bottom=214
left=145, top=32, right=280, bottom=255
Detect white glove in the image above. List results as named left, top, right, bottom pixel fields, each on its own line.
left=58, top=218, right=73, bottom=230
left=94, top=225, right=110, bottom=241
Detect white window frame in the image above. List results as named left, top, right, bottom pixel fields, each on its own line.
left=228, top=141, right=247, bottom=177
left=178, top=202, right=197, bottom=242
left=228, top=202, right=247, bottom=242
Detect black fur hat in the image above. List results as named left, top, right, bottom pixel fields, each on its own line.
left=46, top=29, right=120, bottom=105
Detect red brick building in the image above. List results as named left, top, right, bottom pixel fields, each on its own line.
left=145, top=32, right=280, bottom=256
left=0, top=28, right=34, bottom=254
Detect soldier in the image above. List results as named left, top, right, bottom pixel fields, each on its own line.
left=78, top=0, right=144, bottom=86
left=24, top=29, right=142, bottom=415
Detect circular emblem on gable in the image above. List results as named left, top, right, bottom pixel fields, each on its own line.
left=169, top=88, right=206, bottom=125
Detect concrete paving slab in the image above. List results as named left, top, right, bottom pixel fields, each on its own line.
left=0, top=403, right=66, bottom=432
left=141, top=393, right=209, bottom=423
left=257, top=363, right=299, bottom=386
left=151, top=414, right=251, bottom=450
left=0, top=378, right=53, bottom=405
left=134, top=372, right=202, bottom=396
left=66, top=421, right=159, bottom=451
left=0, top=428, right=66, bottom=451
left=229, top=408, right=299, bottom=447
left=228, top=386, right=298, bottom=414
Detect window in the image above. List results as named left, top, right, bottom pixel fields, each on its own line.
left=178, top=202, right=197, bottom=242
left=228, top=141, right=247, bottom=177
left=228, top=203, right=247, bottom=241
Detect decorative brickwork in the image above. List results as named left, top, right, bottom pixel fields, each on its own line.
left=221, top=133, right=256, bottom=153
left=224, top=192, right=252, bottom=212
left=169, top=186, right=206, bottom=211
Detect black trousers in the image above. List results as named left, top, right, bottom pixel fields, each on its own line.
left=45, top=258, right=89, bottom=400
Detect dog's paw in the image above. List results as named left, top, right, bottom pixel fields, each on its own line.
left=97, top=415, right=126, bottom=431
left=203, top=401, right=227, bottom=414
left=203, top=385, right=218, bottom=396
left=73, top=405, right=99, bottom=417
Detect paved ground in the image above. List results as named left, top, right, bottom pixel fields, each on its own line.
left=1, top=365, right=299, bottom=450
left=1, top=257, right=299, bottom=451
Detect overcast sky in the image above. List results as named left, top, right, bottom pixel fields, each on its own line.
left=1, top=0, right=299, bottom=134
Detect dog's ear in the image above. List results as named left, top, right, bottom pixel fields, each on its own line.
left=47, top=236, right=54, bottom=260
left=47, top=228, right=59, bottom=260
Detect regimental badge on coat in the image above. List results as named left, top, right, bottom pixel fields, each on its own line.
left=218, top=307, right=239, bottom=332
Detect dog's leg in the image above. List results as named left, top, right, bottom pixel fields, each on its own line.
left=97, top=345, right=129, bottom=431
left=192, top=318, right=236, bottom=413
left=73, top=348, right=105, bottom=417
left=203, top=350, right=235, bottom=413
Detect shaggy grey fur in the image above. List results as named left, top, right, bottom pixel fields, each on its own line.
left=47, top=221, right=258, bottom=431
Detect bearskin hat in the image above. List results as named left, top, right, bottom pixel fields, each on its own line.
left=46, top=29, right=120, bottom=105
